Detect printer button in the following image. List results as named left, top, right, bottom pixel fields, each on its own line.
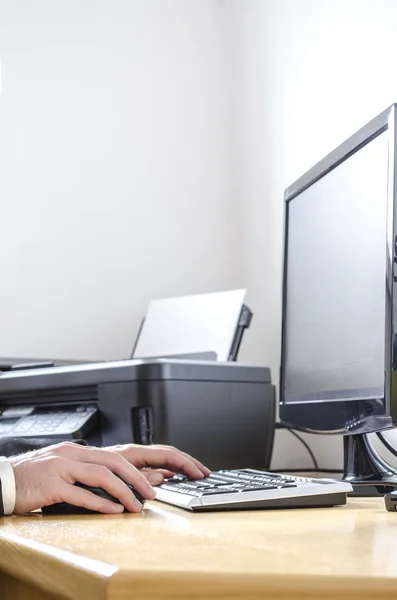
left=13, top=420, right=34, bottom=433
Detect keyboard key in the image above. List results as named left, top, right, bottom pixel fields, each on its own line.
left=241, top=485, right=278, bottom=492
left=201, top=489, right=236, bottom=495
left=159, top=484, right=187, bottom=492
left=178, top=483, right=207, bottom=491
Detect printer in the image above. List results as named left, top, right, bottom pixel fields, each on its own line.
left=0, top=359, right=275, bottom=470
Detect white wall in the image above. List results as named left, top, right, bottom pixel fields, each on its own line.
left=2, top=0, right=397, bottom=470
left=0, top=0, right=242, bottom=360
left=232, top=0, right=397, bottom=469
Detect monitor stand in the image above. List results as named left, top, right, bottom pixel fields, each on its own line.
left=343, top=434, right=397, bottom=496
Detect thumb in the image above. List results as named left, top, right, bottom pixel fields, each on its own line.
left=144, top=471, right=164, bottom=486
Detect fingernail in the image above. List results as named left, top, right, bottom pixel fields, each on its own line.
left=147, top=472, right=164, bottom=485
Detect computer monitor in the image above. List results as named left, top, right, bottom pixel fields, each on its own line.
left=279, top=104, right=397, bottom=493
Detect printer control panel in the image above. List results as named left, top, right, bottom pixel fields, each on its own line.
left=0, top=405, right=97, bottom=439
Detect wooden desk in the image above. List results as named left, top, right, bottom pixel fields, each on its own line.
left=1, top=498, right=397, bottom=600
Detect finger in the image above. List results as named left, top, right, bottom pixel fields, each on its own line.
left=156, top=447, right=211, bottom=477
left=140, top=468, right=175, bottom=486
left=55, top=482, right=125, bottom=514
left=106, top=443, right=210, bottom=477
left=120, top=446, right=209, bottom=479
left=57, top=445, right=156, bottom=500
left=66, top=462, right=143, bottom=512
left=142, top=471, right=164, bottom=485
left=141, top=468, right=176, bottom=478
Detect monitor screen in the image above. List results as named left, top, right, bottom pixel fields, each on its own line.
left=283, top=130, right=389, bottom=404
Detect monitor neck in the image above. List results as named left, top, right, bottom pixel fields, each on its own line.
left=343, top=433, right=397, bottom=495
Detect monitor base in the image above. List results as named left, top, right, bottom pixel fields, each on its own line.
left=342, top=433, right=397, bottom=497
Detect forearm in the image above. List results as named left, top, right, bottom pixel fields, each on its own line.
left=0, top=458, right=16, bottom=516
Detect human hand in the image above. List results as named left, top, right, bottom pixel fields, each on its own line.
left=10, top=442, right=160, bottom=514
left=104, top=443, right=211, bottom=486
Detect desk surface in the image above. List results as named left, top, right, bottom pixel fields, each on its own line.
left=1, top=497, right=397, bottom=600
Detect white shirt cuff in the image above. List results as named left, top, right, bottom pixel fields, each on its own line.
left=0, top=458, right=16, bottom=515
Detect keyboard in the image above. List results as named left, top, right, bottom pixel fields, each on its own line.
left=155, top=469, right=353, bottom=511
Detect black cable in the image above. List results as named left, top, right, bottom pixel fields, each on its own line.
left=285, top=428, right=319, bottom=469
left=275, top=420, right=323, bottom=471
left=377, top=432, right=397, bottom=458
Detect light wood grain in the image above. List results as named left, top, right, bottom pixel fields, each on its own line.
left=1, top=498, right=397, bottom=599
left=2, top=571, right=65, bottom=600
left=0, top=525, right=113, bottom=600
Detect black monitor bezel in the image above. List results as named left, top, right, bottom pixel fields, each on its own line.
left=279, top=104, right=397, bottom=435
